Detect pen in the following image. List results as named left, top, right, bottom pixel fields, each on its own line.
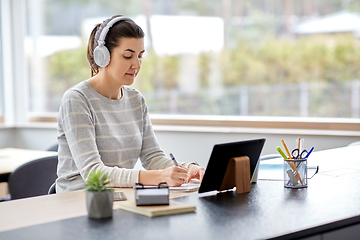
left=297, top=136, right=301, bottom=150
left=281, top=140, right=292, bottom=159
left=304, top=147, right=314, bottom=159
left=169, top=153, right=179, bottom=166
left=277, top=146, right=303, bottom=184
left=276, top=147, right=288, bottom=159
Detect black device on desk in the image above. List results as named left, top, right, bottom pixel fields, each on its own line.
left=199, top=138, right=266, bottom=194
left=113, top=192, right=127, bottom=201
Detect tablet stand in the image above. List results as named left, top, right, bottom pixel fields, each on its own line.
left=219, top=156, right=251, bottom=194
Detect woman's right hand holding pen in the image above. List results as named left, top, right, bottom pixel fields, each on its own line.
left=138, top=166, right=188, bottom=187
left=160, top=166, right=189, bottom=187
left=169, top=153, right=205, bottom=184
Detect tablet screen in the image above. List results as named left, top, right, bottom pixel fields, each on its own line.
left=198, top=138, right=266, bottom=194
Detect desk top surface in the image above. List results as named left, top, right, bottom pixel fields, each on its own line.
left=0, top=148, right=58, bottom=174
left=0, top=146, right=360, bottom=240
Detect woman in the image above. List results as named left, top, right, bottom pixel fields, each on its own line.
left=56, top=15, right=205, bottom=193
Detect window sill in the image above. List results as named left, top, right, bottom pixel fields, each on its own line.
left=152, top=125, right=360, bottom=136
left=151, top=114, right=360, bottom=131
left=24, top=113, right=360, bottom=136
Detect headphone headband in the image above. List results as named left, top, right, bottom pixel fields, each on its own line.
left=93, top=16, right=133, bottom=68
left=97, top=16, right=132, bottom=47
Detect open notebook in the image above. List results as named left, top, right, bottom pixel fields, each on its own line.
left=169, top=183, right=200, bottom=192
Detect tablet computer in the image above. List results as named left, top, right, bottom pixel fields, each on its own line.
left=198, top=138, right=266, bottom=194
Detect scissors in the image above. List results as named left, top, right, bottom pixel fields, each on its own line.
left=291, top=148, right=308, bottom=159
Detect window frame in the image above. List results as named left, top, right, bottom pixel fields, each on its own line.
left=0, top=1, right=3, bottom=123
left=1, top=0, right=28, bottom=125
left=2, top=0, right=360, bottom=139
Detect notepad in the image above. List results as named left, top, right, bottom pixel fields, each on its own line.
left=116, top=200, right=196, bottom=217
left=169, top=183, right=200, bottom=192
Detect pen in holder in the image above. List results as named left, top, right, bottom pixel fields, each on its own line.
left=284, top=158, right=308, bottom=188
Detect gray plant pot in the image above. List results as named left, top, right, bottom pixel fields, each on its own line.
left=86, top=191, right=114, bottom=219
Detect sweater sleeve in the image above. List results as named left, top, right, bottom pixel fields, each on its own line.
left=138, top=97, right=175, bottom=170
left=57, top=90, right=140, bottom=190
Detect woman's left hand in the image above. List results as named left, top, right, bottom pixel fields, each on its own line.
left=187, top=164, right=205, bottom=183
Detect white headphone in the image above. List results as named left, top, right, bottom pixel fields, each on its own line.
left=93, top=16, right=132, bottom=67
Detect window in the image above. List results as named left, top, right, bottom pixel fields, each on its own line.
left=0, top=1, right=3, bottom=123
left=24, top=0, right=360, bottom=121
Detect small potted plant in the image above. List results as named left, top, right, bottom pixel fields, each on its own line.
left=85, top=169, right=114, bottom=219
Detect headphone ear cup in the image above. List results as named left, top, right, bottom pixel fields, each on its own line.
left=94, top=46, right=111, bottom=67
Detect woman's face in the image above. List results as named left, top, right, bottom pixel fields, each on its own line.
left=105, top=37, right=145, bottom=86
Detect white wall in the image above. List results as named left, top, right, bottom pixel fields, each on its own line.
left=0, top=126, right=358, bottom=167
left=154, top=130, right=358, bottom=167
left=0, top=128, right=16, bottom=148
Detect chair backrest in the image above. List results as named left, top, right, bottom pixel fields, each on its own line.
left=47, top=143, right=58, bottom=152
left=8, top=155, right=58, bottom=200
left=48, top=182, right=56, bottom=194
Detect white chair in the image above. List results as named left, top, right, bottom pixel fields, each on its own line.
left=347, top=141, right=360, bottom=147
left=260, top=154, right=280, bottom=161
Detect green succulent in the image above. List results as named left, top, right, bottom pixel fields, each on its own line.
left=85, top=169, right=114, bottom=192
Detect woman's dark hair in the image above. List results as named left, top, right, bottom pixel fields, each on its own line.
left=87, top=15, right=145, bottom=77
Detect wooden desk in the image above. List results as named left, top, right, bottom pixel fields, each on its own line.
left=0, top=148, right=58, bottom=182
left=0, top=146, right=360, bottom=239
left=0, top=187, right=194, bottom=233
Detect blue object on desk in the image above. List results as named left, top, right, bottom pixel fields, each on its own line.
left=304, top=147, right=314, bottom=159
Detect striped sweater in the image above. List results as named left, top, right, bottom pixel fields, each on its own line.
left=56, top=81, right=174, bottom=193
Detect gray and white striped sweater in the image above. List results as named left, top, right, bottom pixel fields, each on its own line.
left=56, top=81, right=174, bottom=193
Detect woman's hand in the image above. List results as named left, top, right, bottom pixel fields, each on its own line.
left=187, top=164, right=205, bottom=183
left=160, top=166, right=189, bottom=187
